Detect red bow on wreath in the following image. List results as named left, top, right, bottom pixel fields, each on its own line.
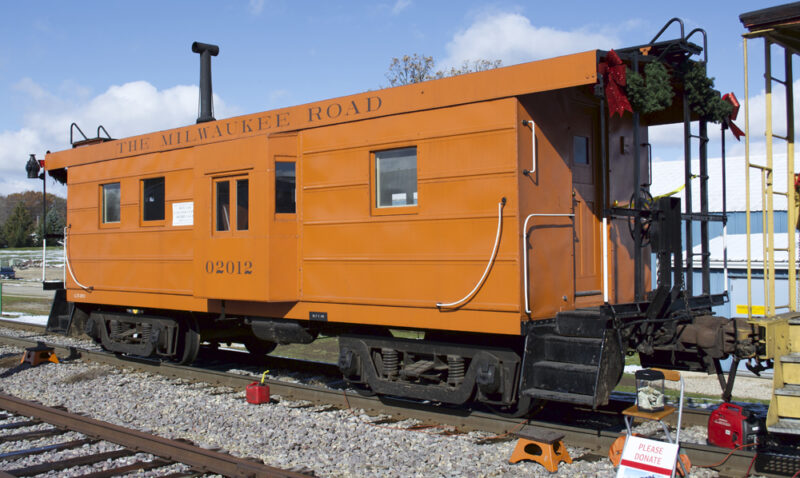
left=722, top=92, right=745, bottom=140
left=598, top=50, right=633, bottom=117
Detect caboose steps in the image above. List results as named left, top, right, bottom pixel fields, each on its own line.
left=776, top=385, right=800, bottom=397
left=766, top=315, right=800, bottom=434
left=554, top=309, right=609, bottom=337
left=45, top=289, right=72, bottom=335
left=525, top=361, right=599, bottom=397
left=540, top=335, right=602, bottom=364
left=520, top=387, right=594, bottom=406
left=769, top=418, right=800, bottom=435
left=782, top=353, right=800, bottom=363
left=520, top=323, right=623, bottom=408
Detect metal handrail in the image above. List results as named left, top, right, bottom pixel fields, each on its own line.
left=436, top=198, right=506, bottom=309
left=521, top=120, right=536, bottom=174
left=649, top=17, right=685, bottom=45
left=97, top=125, right=112, bottom=140
left=69, top=123, right=88, bottom=145
left=685, top=28, right=708, bottom=64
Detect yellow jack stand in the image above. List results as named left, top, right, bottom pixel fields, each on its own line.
left=20, top=343, right=59, bottom=366
left=508, top=426, right=572, bottom=472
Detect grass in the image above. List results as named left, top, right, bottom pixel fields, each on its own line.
left=0, top=295, right=52, bottom=316
left=271, top=329, right=425, bottom=363
left=625, top=353, right=641, bottom=367
left=273, top=336, right=339, bottom=363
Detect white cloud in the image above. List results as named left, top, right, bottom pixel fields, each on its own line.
left=392, top=0, right=411, bottom=15
left=0, top=79, right=235, bottom=196
left=647, top=79, right=799, bottom=161
left=440, top=13, right=620, bottom=69
left=248, top=0, right=265, bottom=15
left=268, top=88, right=290, bottom=105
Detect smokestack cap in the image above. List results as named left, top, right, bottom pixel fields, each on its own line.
left=192, top=42, right=219, bottom=56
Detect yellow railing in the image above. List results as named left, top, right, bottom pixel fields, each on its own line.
left=744, top=33, right=797, bottom=319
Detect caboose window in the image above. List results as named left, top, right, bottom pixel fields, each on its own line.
left=275, top=162, right=296, bottom=214
left=142, top=177, right=165, bottom=221
left=573, top=136, right=589, bottom=165
left=236, top=179, right=249, bottom=230
left=375, top=147, right=417, bottom=208
left=102, top=183, right=120, bottom=223
left=216, top=180, right=230, bottom=231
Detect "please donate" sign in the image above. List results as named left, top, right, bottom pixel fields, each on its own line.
left=617, top=435, right=679, bottom=478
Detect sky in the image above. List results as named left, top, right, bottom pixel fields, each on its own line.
left=0, top=0, right=793, bottom=196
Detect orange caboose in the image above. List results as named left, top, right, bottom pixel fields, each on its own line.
left=42, top=26, right=749, bottom=414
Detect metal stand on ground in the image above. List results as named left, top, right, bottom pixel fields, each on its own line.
left=613, top=368, right=688, bottom=478
left=508, top=425, right=572, bottom=472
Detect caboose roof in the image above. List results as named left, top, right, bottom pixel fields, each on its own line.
left=46, top=49, right=598, bottom=169
left=741, top=2, right=800, bottom=52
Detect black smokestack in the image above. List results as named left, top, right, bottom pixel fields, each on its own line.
left=191, top=42, right=219, bottom=124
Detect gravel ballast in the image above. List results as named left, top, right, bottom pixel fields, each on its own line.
left=0, top=343, right=753, bottom=477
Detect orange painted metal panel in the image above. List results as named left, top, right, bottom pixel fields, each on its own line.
left=299, top=99, right=520, bottom=320
left=46, top=51, right=597, bottom=170
left=68, top=259, right=193, bottom=295
left=67, top=288, right=209, bottom=312
left=219, top=299, right=523, bottom=336
left=301, top=260, right=519, bottom=310
left=267, top=133, right=300, bottom=302
left=193, top=137, right=267, bottom=301
left=50, top=50, right=643, bottom=337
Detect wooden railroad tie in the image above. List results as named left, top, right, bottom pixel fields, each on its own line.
left=508, top=425, right=572, bottom=472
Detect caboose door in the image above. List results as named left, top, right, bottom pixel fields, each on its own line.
left=193, top=133, right=299, bottom=302
left=193, top=136, right=269, bottom=301
left=571, top=109, right=603, bottom=305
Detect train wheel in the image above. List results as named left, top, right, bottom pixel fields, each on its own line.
left=174, top=316, right=200, bottom=364
left=244, top=338, right=277, bottom=356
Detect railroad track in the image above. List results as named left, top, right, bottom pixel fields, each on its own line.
left=0, top=323, right=792, bottom=477
left=0, top=393, right=312, bottom=477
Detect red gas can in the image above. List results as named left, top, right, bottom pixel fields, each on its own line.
left=708, top=402, right=761, bottom=448
left=246, top=382, right=270, bottom=404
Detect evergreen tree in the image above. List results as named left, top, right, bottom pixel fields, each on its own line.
left=35, top=206, right=66, bottom=245
left=3, top=202, right=34, bottom=248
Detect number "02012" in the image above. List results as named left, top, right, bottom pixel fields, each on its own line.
left=205, top=260, right=253, bottom=275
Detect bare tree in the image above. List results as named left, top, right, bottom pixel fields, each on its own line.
left=385, top=54, right=436, bottom=87
left=433, top=59, right=503, bottom=79
left=385, top=55, right=502, bottom=86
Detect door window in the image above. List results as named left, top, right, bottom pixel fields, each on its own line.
left=214, top=176, right=248, bottom=233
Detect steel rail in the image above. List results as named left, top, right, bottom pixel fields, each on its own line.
left=0, top=393, right=310, bottom=478
left=0, top=333, right=779, bottom=477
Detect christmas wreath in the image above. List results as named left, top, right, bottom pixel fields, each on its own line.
left=682, top=62, right=733, bottom=123
left=626, top=61, right=674, bottom=115
left=619, top=59, right=732, bottom=124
